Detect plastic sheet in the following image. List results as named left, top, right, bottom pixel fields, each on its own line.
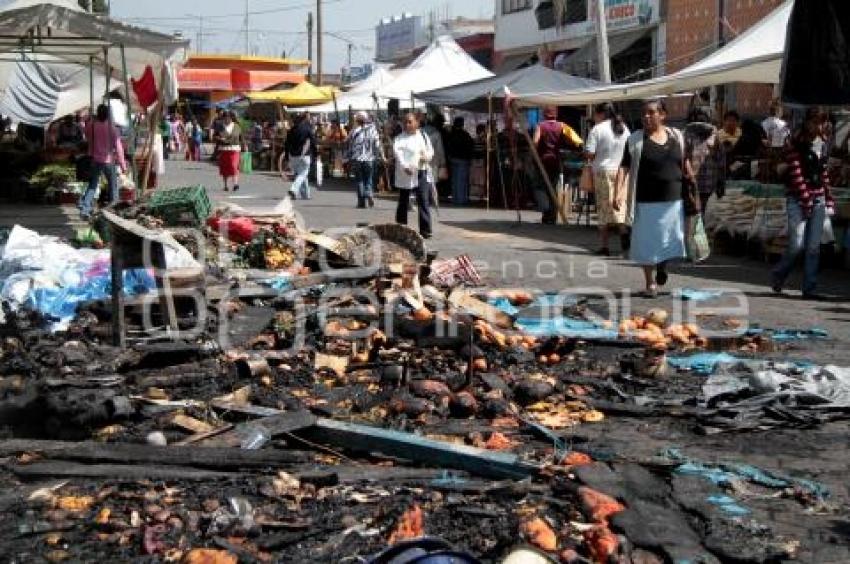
left=672, top=288, right=724, bottom=302
left=516, top=317, right=618, bottom=340
left=667, top=353, right=742, bottom=375
left=665, top=448, right=829, bottom=499
left=0, top=225, right=158, bottom=330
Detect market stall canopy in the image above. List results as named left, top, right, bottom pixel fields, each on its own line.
left=376, top=35, right=493, bottom=101
left=302, top=66, right=423, bottom=113
left=516, top=0, right=792, bottom=107
left=0, top=0, right=188, bottom=76
left=416, top=64, right=601, bottom=113
left=0, top=0, right=188, bottom=125
left=245, top=81, right=332, bottom=106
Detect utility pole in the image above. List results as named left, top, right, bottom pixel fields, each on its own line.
left=198, top=16, right=204, bottom=53
left=307, top=12, right=314, bottom=81
left=347, top=43, right=353, bottom=70
left=595, top=0, right=612, bottom=83
left=244, top=0, right=250, bottom=54
left=316, top=0, right=323, bottom=85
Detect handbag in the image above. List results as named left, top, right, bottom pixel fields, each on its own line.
left=687, top=216, right=711, bottom=263
left=579, top=165, right=594, bottom=192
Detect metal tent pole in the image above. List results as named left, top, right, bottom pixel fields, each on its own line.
left=120, top=44, right=138, bottom=187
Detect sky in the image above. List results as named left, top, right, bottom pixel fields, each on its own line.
left=111, top=0, right=495, bottom=72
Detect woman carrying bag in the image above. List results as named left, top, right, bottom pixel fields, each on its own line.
left=616, top=99, right=688, bottom=297
left=215, top=111, right=245, bottom=192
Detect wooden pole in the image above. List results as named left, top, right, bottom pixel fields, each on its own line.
left=140, top=65, right=167, bottom=192
left=508, top=101, right=567, bottom=224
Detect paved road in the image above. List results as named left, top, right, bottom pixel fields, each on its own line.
left=2, top=157, right=848, bottom=359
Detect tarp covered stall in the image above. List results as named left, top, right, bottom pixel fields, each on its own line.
left=416, top=64, right=601, bottom=113
left=0, top=0, right=188, bottom=125
left=376, top=36, right=494, bottom=101
left=515, top=0, right=792, bottom=107
left=781, top=0, right=850, bottom=105
left=0, top=55, right=108, bottom=127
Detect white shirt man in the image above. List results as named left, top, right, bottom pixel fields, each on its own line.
left=586, top=119, right=631, bottom=173
left=393, top=129, right=434, bottom=189
left=762, top=115, right=790, bottom=148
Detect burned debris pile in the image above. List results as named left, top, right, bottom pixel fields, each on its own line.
left=0, top=207, right=847, bottom=563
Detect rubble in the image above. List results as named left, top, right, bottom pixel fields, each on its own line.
left=0, top=207, right=848, bottom=562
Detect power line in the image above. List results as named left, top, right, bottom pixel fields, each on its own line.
left=119, top=0, right=344, bottom=23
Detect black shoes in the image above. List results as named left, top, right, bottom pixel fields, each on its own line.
left=655, top=264, right=669, bottom=287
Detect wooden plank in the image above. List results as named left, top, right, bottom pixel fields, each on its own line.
left=198, top=410, right=317, bottom=448
left=169, top=414, right=216, bottom=434
left=7, top=461, right=236, bottom=481
left=0, top=440, right=310, bottom=469
left=210, top=401, right=283, bottom=418
left=448, top=288, right=514, bottom=329
left=298, top=418, right=539, bottom=480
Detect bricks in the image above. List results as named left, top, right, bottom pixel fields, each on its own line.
left=664, top=0, right=783, bottom=119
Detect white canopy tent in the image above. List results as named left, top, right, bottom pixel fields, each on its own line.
left=302, top=67, right=407, bottom=114
left=0, top=0, right=188, bottom=126
left=516, top=0, right=792, bottom=107
left=376, top=36, right=494, bottom=102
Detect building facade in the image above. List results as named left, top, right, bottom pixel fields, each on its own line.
left=376, top=14, right=495, bottom=69
left=495, top=0, right=784, bottom=118
left=665, top=0, right=785, bottom=117
left=495, top=0, right=661, bottom=79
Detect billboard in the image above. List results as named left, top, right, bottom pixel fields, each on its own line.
left=376, top=15, right=424, bottom=61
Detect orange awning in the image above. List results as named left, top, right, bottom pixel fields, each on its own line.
left=178, top=68, right=306, bottom=92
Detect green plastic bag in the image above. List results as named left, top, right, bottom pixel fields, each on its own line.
left=75, top=227, right=104, bottom=248
left=687, top=216, right=711, bottom=263
left=240, top=152, right=253, bottom=174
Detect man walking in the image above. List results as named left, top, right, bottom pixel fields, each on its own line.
left=285, top=113, right=318, bottom=200
left=346, top=112, right=383, bottom=209
left=447, top=117, right=475, bottom=205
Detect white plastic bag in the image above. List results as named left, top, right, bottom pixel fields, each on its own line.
left=315, top=159, right=324, bottom=187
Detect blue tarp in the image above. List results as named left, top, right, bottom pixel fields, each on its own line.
left=667, top=353, right=742, bottom=375
left=28, top=268, right=155, bottom=323
left=489, top=294, right=619, bottom=339
left=672, top=288, right=724, bottom=301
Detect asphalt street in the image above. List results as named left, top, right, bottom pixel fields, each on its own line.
left=2, top=157, right=848, bottom=360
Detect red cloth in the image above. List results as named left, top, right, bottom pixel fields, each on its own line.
left=218, top=150, right=240, bottom=178
left=206, top=216, right=257, bottom=243
left=132, top=66, right=158, bottom=109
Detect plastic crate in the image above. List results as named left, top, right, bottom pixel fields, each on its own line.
left=148, top=185, right=211, bottom=227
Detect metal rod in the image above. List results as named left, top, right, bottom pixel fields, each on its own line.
left=89, top=55, right=94, bottom=116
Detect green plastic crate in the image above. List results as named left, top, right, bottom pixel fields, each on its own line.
left=148, top=185, right=211, bottom=227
